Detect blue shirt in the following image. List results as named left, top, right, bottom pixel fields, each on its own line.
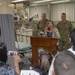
left=47, top=32, right=53, bottom=37
left=0, top=61, right=18, bottom=75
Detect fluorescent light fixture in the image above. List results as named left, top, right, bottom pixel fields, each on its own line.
left=12, top=0, right=26, bottom=3
left=50, top=0, right=70, bottom=4
left=32, top=0, right=52, bottom=3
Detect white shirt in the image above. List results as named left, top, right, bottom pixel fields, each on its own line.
left=68, top=46, right=75, bottom=55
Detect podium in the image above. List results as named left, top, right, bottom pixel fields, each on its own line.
left=30, top=36, right=58, bottom=67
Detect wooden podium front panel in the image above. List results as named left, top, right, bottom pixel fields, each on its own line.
left=31, top=37, right=51, bottom=46
left=30, top=37, right=58, bottom=67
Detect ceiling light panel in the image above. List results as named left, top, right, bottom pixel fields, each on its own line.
left=32, top=0, right=53, bottom=3
left=12, top=0, right=27, bottom=3
left=50, top=0, right=70, bottom=4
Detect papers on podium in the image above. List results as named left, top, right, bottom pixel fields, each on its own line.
left=20, top=70, right=40, bottom=75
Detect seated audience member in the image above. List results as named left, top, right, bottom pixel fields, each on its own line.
left=35, top=48, right=53, bottom=75
left=68, top=28, right=75, bottom=52
left=53, top=51, right=75, bottom=75
left=0, top=42, right=20, bottom=75
left=44, top=21, right=60, bottom=39
left=48, top=28, right=75, bottom=75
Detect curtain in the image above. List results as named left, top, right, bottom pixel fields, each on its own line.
left=0, top=14, right=15, bottom=67
left=29, top=5, right=49, bottom=20
left=51, top=2, right=75, bottom=21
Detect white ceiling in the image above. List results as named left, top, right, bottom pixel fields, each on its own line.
left=0, top=0, right=75, bottom=6
left=10, top=0, right=75, bottom=4
left=26, top=0, right=74, bottom=1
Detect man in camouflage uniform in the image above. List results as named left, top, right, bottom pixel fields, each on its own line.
left=57, top=13, right=73, bottom=51
left=37, top=13, right=49, bottom=36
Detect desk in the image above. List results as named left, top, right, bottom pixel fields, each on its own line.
left=30, top=36, right=58, bottom=67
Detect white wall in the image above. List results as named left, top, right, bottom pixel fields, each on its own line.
left=0, top=0, right=14, bottom=14
left=29, top=5, right=50, bottom=20
left=50, top=2, right=75, bottom=21
left=0, top=0, right=75, bottom=22
left=29, top=2, right=75, bottom=21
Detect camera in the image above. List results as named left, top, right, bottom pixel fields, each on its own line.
left=8, top=51, right=17, bottom=56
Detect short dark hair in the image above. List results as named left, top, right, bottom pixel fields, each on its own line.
left=70, top=28, right=75, bottom=51
left=62, top=13, right=66, bottom=16
left=0, top=42, right=7, bottom=63
left=54, top=51, right=75, bottom=75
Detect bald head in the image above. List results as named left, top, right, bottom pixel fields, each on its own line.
left=54, top=51, right=75, bottom=75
